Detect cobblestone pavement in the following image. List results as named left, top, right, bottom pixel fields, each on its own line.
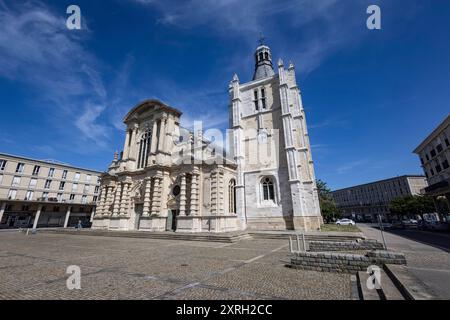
left=0, top=232, right=351, bottom=300
left=359, top=224, right=450, bottom=299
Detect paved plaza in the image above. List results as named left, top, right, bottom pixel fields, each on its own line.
left=0, top=231, right=351, bottom=300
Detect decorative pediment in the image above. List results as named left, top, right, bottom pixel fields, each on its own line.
left=123, top=99, right=182, bottom=124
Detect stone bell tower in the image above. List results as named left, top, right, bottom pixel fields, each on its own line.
left=229, top=41, right=323, bottom=231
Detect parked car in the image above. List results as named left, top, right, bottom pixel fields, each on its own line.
left=335, top=219, right=356, bottom=226
left=401, top=219, right=419, bottom=229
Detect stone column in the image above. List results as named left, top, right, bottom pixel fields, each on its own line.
left=119, top=182, right=130, bottom=216
left=98, top=185, right=106, bottom=216
left=112, top=183, right=122, bottom=217
left=104, top=186, right=114, bottom=216
left=180, top=174, right=187, bottom=216
left=158, top=117, right=167, bottom=152
left=218, top=170, right=224, bottom=215
left=0, top=202, right=6, bottom=225
left=210, top=171, right=218, bottom=215
left=150, top=121, right=158, bottom=154
left=143, top=178, right=152, bottom=217
left=190, top=170, right=199, bottom=216
left=63, top=206, right=72, bottom=228
left=32, top=205, right=43, bottom=230
left=129, top=125, right=139, bottom=161
left=151, top=177, right=162, bottom=216
left=123, top=129, right=131, bottom=160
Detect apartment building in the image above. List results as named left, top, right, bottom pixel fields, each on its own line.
left=0, top=153, right=102, bottom=229
left=414, top=115, right=450, bottom=215
left=332, top=175, right=428, bottom=222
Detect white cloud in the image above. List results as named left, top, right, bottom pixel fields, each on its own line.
left=0, top=0, right=109, bottom=146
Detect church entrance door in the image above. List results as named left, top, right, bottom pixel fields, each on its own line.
left=166, top=210, right=178, bottom=231
left=134, top=204, right=143, bottom=230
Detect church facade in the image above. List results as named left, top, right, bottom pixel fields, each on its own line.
left=92, top=44, right=323, bottom=233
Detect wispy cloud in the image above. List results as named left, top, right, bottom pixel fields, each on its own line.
left=128, top=0, right=367, bottom=75
left=0, top=0, right=109, bottom=148
left=336, top=159, right=368, bottom=175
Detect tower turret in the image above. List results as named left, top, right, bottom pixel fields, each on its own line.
left=252, top=44, right=275, bottom=80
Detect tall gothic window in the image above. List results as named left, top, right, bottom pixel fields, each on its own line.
left=137, top=129, right=152, bottom=169
left=261, top=177, right=275, bottom=202
left=261, top=88, right=266, bottom=109
left=254, top=90, right=259, bottom=111
left=229, top=179, right=236, bottom=214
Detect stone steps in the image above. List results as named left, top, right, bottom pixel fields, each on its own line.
left=384, top=264, right=439, bottom=300
left=357, top=265, right=438, bottom=300
left=37, top=228, right=252, bottom=243
left=249, top=232, right=365, bottom=242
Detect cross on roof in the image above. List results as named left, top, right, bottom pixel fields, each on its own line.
left=258, top=32, right=266, bottom=46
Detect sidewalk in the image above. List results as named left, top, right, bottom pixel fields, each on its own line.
left=359, top=224, right=450, bottom=299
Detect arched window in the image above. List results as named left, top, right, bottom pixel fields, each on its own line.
left=137, top=129, right=152, bottom=169
left=261, top=177, right=275, bottom=202
left=259, top=52, right=264, bottom=61
left=229, top=179, right=236, bottom=214
left=264, top=52, right=269, bottom=60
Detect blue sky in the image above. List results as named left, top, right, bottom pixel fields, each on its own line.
left=0, top=0, right=449, bottom=190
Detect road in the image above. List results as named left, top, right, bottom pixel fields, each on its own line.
left=359, top=224, right=450, bottom=299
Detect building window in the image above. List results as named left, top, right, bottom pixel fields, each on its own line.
left=445, top=138, right=450, bottom=147
left=48, top=168, right=55, bottom=178
left=69, top=194, right=75, bottom=201
left=93, top=196, right=98, bottom=202
left=29, top=178, right=37, bottom=189
left=436, top=144, right=443, bottom=153
left=62, top=170, right=68, bottom=180
left=32, top=165, right=40, bottom=176
left=0, top=174, right=3, bottom=185
left=72, top=183, right=78, bottom=192
left=94, top=186, right=100, bottom=194
left=59, top=181, right=65, bottom=191
left=430, top=149, right=436, bottom=158
left=443, top=160, right=449, bottom=170
left=261, top=88, right=267, bottom=109
left=8, top=189, right=17, bottom=200
left=172, top=185, right=181, bottom=197
left=84, top=185, right=90, bottom=193
left=436, top=165, right=442, bottom=173
left=44, top=180, right=52, bottom=189
left=74, top=172, right=80, bottom=181
left=426, top=154, right=430, bottom=161
left=57, top=193, right=63, bottom=202
left=228, top=179, right=236, bottom=214
left=0, top=160, right=6, bottom=171
left=25, top=190, right=34, bottom=201
left=430, top=168, right=435, bottom=176
left=81, top=195, right=87, bottom=204
left=86, top=174, right=92, bottom=182
left=42, top=192, right=49, bottom=200
left=16, top=163, right=25, bottom=173
left=12, top=176, right=21, bottom=187
left=254, top=90, right=259, bottom=111
left=261, top=177, right=275, bottom=202
left=137, top=129, right=152, bottom=169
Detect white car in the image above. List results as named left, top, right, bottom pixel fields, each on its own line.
left=336, top=219, right=356, bottom=226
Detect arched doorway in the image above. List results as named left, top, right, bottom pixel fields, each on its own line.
left=166, top=198, right=179, bottom=232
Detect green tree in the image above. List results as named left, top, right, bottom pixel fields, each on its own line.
left=389, top=195, right=435, bottom=220
left=316, top=179, right=342, bottom=223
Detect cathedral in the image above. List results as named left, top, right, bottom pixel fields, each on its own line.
left=92, top=43, right=323, bottom=233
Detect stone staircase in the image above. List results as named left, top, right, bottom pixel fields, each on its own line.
left=34, top=228, right=366, bottom=244
left=357, top=264, right=438, bottom=300
left=249, top=231, right=365, bottom=242
left=36, top=229, right=252, bottom=243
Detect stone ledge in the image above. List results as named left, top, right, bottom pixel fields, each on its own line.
left=289, top=250, right=407, bottom=274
